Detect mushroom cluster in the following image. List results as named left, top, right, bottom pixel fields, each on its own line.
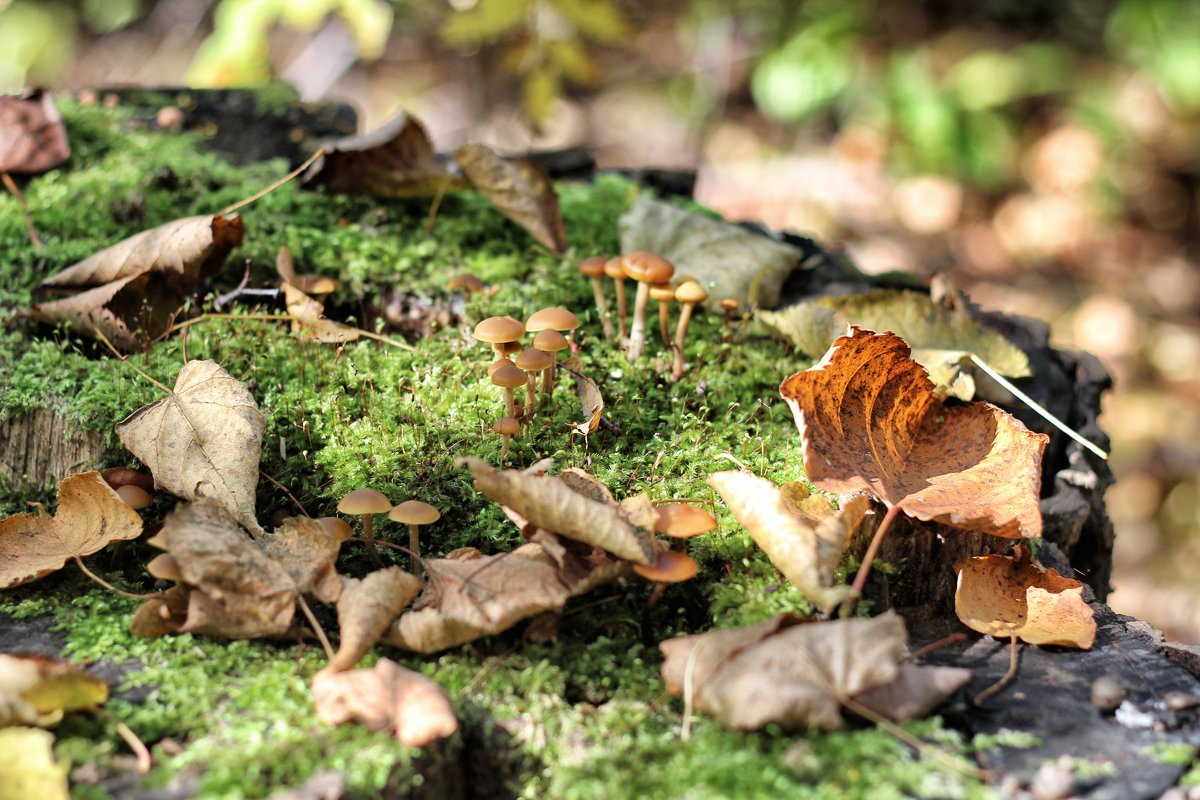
left=337, top=488, right=441, bottom=573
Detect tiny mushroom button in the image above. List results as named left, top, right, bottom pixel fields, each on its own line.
left=493, top=415, right=520, bottom=463
left=621, top=251, right=674, bottom=361
left=526, top=307, right=578, bottom=396
left=389, top=500, right=440, bottom=578
left=491, top=362, right=528, bottom=419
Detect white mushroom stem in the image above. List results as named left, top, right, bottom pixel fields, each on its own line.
left=625, top=282, right=652, bottom=360
left=503, top=388, right=517, bottom=418
left=672, top=302, right=698, bottom=380
left=591, top=277, right=614, bottom=341
left=524, top=371, right=537, bottom=419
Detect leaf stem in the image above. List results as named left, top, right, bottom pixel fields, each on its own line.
left=296, top=595, right=335, bottom=662
left=840, top=693, right=989, bottom=780
left=216, top=147, right=325, bottom=216
left=91, top=325, right=173, bottom=394
left=2, top=171, right=43, bottom=247
left=974, top=633, right=1021, bottom=705
left=95, top=708, right=152, bottom=773
left=72, top=556, right=162, bottom=601
left=842, top=503, right=902, bottom=615
left=259, top=469, right=309, bottom=519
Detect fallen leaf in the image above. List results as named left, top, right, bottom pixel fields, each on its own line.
left=0, top=653, right=108, bottom=727
left=453, top=143, right=568, bottom=252
left=0, top=90, right=70, bottom=174
left=117, top=359, right=266, bottom=535
left=955, top=545, right=1096, bottom=648
left=328, top=567, right=422, bottom=672
left=708, top=471, right=870, bottom=612
left=619, top=197, right=803, bottom=311
left=0, top=728, right=68, bottom=800
left=283, top=282, right=360, bottom=343
left=852, top=663, right=972, bottom=721
left=0, top=471, right=143, bottom=588
left=758, top=290, right=1030, bottom=400
left=312, top=658, right=458, bottom=748
left=259, top=516, right=345, bottom=604
left=572, top=369, right=604, bottom=436
left=660, top=614, right=804, bottom=696
left=276, top=246, right=338, bottom=295
left=779, top=327, right=1047, bottom=538
left=458, top=457, right=656, bottom=565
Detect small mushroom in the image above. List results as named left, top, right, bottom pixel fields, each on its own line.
left=473, top=315, right=525, bottom=359
left=514, top=347, right=553, bottom=419
left=578, top=256, right=614, bottom=340
left=316, top=516, right=354, bottom=541
left=493, top=415, right=520, bottom=463
left=654, top=503, right=718, bottom=548
left=525, top=307, right=579, bottom=395
left=488, top=356, right=515, bottom=377
left=338, top=488, right=392, bottom=564
left=115, top=484, right=152, bottom=510
left=388, top=500, right=440, bottom=577
left=672, top=280, right=708, bottom=380
left=491, top=362, right=528, bottom=419
left=721, top=298, right=739, bottom=333
left=604, top=256, right=628, bottom=342
left=621, top=252, right=675, bottom=361
left=101, top=467, right=154, bottom=493
left=448, top=272, right=485, bottom=296
left=648, top=282, right=675, bottom=348
left=532, top=329, right=569, bottom=405
left=633, top=550, right=698, bottom=583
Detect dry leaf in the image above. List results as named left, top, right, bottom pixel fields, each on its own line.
left=0, top=471, right=143, bottom=588
left=117, top=359, right=266, bottom=535
left=0, top=728, right=68, bottom=800
left=779, top=327, right=1047, bottom=538
left=312, top=658, right=457, bottom=748
left=259, top=516, right=345, bottom=604
left=708, top=471, right=869, bottom=612
left=572, top=369, right=604, bottom=436
left=660, top=614, right=804, bottom=696
left=452, top=143, right=568, bottom=252
left=955, top=545, right=1096, bottom=648
left=0, top=90, right=70, bottom=174
left=283, top=283, right=360, bottom=344
left=853, top=663, right=972, bottom=721
left=276, top=246, right=337, bottom=295
left=328, top=567, right=422, bottom=672
left=0, top=653, right=108, bottom=727
left=458, top=457, right=656, bottom=565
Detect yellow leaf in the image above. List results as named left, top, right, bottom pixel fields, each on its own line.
left=441, top=0, right=531, bottom=47
left=0, top=728, right=68, bottom=800
left=522, top=65, right=560, bottom=127
left=549, top=0, right=630, bottom=43
left=546, top=39, right=601, bottom=85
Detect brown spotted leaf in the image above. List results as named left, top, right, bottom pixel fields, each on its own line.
left=452, top=144, right=567, bottom=252
left=955, top=545, right=1096, bottom=648
left=328, top=567, right=422, bottom=672
left=312, top=658, right=458, bottom=748
left=0, top=90, right=70, bottom=174
left=0, top=472, right=143, bottom=589
left=779, top=327, right=1047, bottom=538
left=259, top=516, right=345, bottom=604
left=0, top=653, right=108, bottom=727
left=117, top=359, right=265, bottom=535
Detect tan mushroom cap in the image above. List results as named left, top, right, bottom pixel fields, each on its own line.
left=515, top=347, right=553, bottom=372
left=622, top=251, right=674, bottom=284
left=579, top=256, right=607, bottom=277
left=147, top=553, right=183, bottom=582
left=389, top=500, right=441, bottom=525
left=493, top=416, right=520, bottom=436
left=526, top=307, right=580, bottom=332
left=675, top=280, right=708, bottom=305
left=721, top=298, right=740, bottom=312
left=316, top=516, right=354, bottom=540
left=338, top=488, right=392, bottom=515
left=488, top=357, right=515, bottom=377
left=295, top=275, right=339, bottom=295
left=491, top=363, right=528, bottom=389
left=532, top=329, right=568, bottom=352
left=654, top=505, right=718, bottom=538
left=499, top=340, right=522, bottom=356
left=448, top=272, right=485, bottom=293
left=116, top=484, right=152, bottom=510
left=649, top=283, right=676, bottom=302
left=633, top=550, right=698, bottom=582
left=603, top=256, right=625, bottom=279
left=473, top=315, right=525, bottom=344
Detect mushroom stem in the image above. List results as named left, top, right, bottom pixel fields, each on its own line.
left=672, top=302, right=696, bottom=380
left=544, top=356, right=557, bottom=400
left=591, top=276, right=614, bottom=341
left=524, top=371, right=537, bottom=420
left=658, top=298, right=671, bottom=348
left=500, top=434, right=511, bottom=463
left=613, top=278, right=628, bottom=343
left=408, top=524, right=422, bottom=578
left=503, top=387, right=517, bottom=419
left=625, top=283, right=652, bottom=360
left=362, top=515, right=380, bottom=565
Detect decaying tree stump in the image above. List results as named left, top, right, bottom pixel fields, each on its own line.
left=0, top=409, right=105, bottom=492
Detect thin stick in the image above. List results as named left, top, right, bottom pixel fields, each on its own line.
left=73, top=556, right=162, bottom=601
left=297, top=595, right=335, bottom=662
left=160, top=313, right=422, bottom=354
left=346, top=536, right=418, bottom=561
left=216, top=148, right=325, bottom=217
left=95, top=709, right=152, bottom=774
left=2, top=171, right=43, bottom=247
left=974, top=633, right=1020, bottom=705
left=840, top=693, right=988, bottom=780
left=259, top=469, right=309, bottom=518
left=904, top=632, right=967, bottom=662
left=842, top=504, right=902, bottom=614
left=970, top=354, right=1108, bottom=460
left=91, top=326, right=173, bottom=394
left=423, top=173, right=453, bottom=236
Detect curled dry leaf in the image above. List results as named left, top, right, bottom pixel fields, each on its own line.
left=259, top=516, right=345, bottom=604
left=780, top=327, right=1047, bottom=538
left=117, top=359, right=266, bottom=536
left=283, top=283, right=360, bottom=344
left=0, top=653, right=108, bottom=727
left=453, top=143, right=567, bottom=253
left=572, top=369, right=604, bottom=436
left=312, top=658, right=458, bottom=748
left=955, top=545, right=1096, bottom=649
left=0, top=728, right=68, bottom=800
left=0, top=90, right=70, bottom=174
left=708, top=471, right=870, bottom=612
left=0, top=471, right=143, bottom=588
left=328, top=567, right=422, bottom=672
left=458, top=457, right=655, bottom=565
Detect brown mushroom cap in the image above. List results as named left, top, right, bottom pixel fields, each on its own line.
left=499, top=340, right=523, bottom=356
left=675, top=280, right=708, bottom=305
left=448, top=273, right=485, bottom=294
left=491, top=363, right=528, bottom=389
left=147, top=553, right=183, bottom=582
left=488, top=357, right=515, bottom=377
left=295, top=274, right=339, bottom=295
left=526, top=307, right=580, bottom=332
left=603, top=256, right=626, bottom=279
left=389, top=500, right=441, bottom=525
left=493, top=416, right=520, bottom=436
left=721, top=298, right=739, bottom=312
left=115, top=484, right=152, bottom=510
left=532, top=329, right=569, bottom=353
left=578, top=256, right=607, bottom=277
left=515, top=347, right=553, bottom=372
left=622, top=251, right=674, bottom=284
left=654, top=505, right=718, bottom=538
left=649, top=283, right=676, bottom=302
left=337, top=488, right=392, bottom=515
left=473, top=316, right=525, bottom=345
left=633, top=550, right=698, bottom=582
left=317, top=516, right=354, bottom=540
left=102, top=467, right=154, bottom=493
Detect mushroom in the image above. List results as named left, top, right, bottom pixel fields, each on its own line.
left=621, top=251, right=674, bottom=361
left=338, top=488, right=392, bottom=564
left=632, top=550, right=698, bottom=583
left=448, top=272, right=485, bottom=296
left=525, top=307, right=579, bottom=395
left=316, top=516, right=353, bottom=541
left=604, top=256, right=628, bottom=342
left=473, top=315, right=525, bottom=359
left=531, top=329, right=568, bottom=405
left=578, top=256, right=614, bottom=340
left=488, top=356, right=515, bottom=377
left=654, top=503, right=718, bottom=547
left=493, top=415, right=520, bottom=463
left=648, top=282, right=675, bottom=348
left=115, top=484, right=152, bottom=510
left=490, top=362, right=528, bottom=419
left=721, top=298, right=739, bottom=332
left=101, top=467, right=154, bottom=493
left=514, top=347, right=553, bottom=419
left=388, top=500, right=440, bottom=577
left=671, top=280, right=708, bottom=380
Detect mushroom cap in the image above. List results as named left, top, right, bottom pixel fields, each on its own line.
left=648, top=282, right=676, bottom=302
left=493, top=415, right=520, bottom=436
left=633, top=550, right=698, bottom=583
left=473, top=315, right=525, bottom=344
left=389, top=500, right=441, bottom=525
left=448, top=272, right=485, bottom=293
left=532, top=329, right=569, bottom=353
left=515, top=347, right=553, bottom=372
left=147, top=553, right=183, bottom=582
left=295, top=274, right=339, bottom=295
left=526, top=306, right=580, bottom=332
left=115, top=484, right=152, bottom=510
left=578, top=256, right=607, bottom=277
left=337, top=488, right=392, bottom=515
left=622, top=251, right=674, bottom=284
left=675, top=280, right=708, bottom=305
left=720, top=298, right=740, bottom=311
left=499, top=340, right=523, bottom=355
left=101, top=466, right=154, bottom=492
left=654, top=504, right=718, bottom=538
left=316, top=516, right=354, bottom=540
left=488, top=356, right=515, bottom=377
left=491, top=363, right=528, bottom=389
left=603, top=256, right=626, bottom=280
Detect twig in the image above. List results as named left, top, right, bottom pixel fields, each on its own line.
left=91, top=326, right=173, bottom=394
left=904, top=632, right=967, bottom=662
left=216, top=148, right=325, bottom=217
left=159, top=313, right=422, bottom=355
left=95, top=709, right=152, bottom=774
left=423, top=173, right=454, bottom=236
left=296, top=595, right=335, bottom=662
left=840, top=693, right=988, bottom=780
left=259, top=469, right=310, bottom=518
left=840, top=504, right=902, bottom=616
left=72, top=556, right=162, bottom=601
left=974, top=633, right=1020, bottom=705
left=2, top=171, right=43, bottom=247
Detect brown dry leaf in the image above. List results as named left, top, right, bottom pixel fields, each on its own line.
left=276, top=246, right=337, bottom=295
left=282, top=283, right=360, bottom=344
left=660, top=613, right=908, bottom=730
left=259, top=516, right=345, bottom=604
left=779, top=327, right=1047, bottom=538
left=0, top=653, right=108, bottom=727
left=852, top=663, right=972, bottom=721
left=458, top=457, right=656, bottom=565
left=660, top=614, right=804, bottom=696
left=708, top=471, right=870, bottom=612
left=302, top=112, right=460, bottom=197
left=312, top=658, right=458, bottom=748
left=0, top=90, right=70, bottom=174
left=0, top=728, right=69, bottom=800
left=955, top=545, right=1096, bottom=648
left=328, top=567, right=422, bottom=672
left=0, top=471, right=143, bottom=588
left=452, top=143, right=568, bottom=253
left=117, top=359, right=266, bottom=536
left=572, top=370, right=604, bottom=436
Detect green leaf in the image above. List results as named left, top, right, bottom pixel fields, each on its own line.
left=441, top=0, right=530, bottom=47
left=550, top=0, right=630, bottom=43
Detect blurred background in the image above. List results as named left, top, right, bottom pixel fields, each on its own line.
left=3, top=0, right=1197, bottom=638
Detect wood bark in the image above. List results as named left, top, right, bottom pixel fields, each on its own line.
left=0, top=409, right=104, bottom=491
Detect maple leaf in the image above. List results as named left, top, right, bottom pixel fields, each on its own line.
left=312, top=658, right=458, bottom=748
left=0, top=728, right=68, bottom=800
left=117, top=359, right=266, bottom=536
left=0, top=90, right=70, bottom=175
left=0, top=471, right=143, bottom=589
left=955, top=545, right=1096, bottom=649
left=0, top=653, right=108, bottom=727
left=453, top=143, right=568, bottom=252
left=327, top=567, right=422, bottom=672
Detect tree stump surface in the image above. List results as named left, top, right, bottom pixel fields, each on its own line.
left=0, top=409, right=106, bottom=491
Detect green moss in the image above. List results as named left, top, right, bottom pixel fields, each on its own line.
left=1142, top=742, right=1197, bottom=766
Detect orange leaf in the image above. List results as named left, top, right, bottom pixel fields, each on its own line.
left=0, top=90, right=70, bottom=174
